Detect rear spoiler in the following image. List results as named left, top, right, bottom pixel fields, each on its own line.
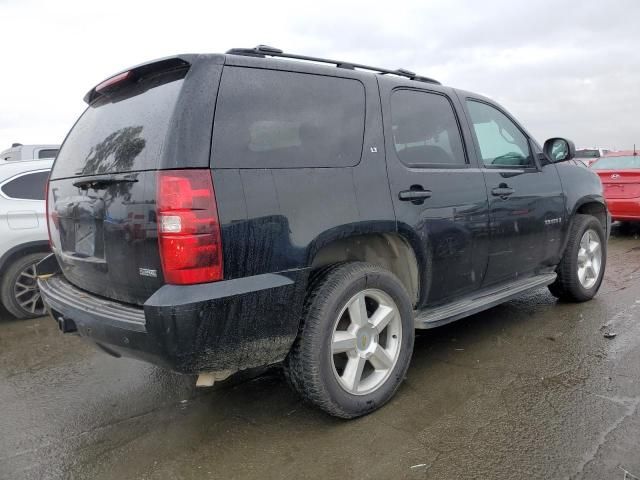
left=83, top=56, right=191, bottom=105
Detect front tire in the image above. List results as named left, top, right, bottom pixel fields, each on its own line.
left=285, top=262, right=414, bottom=418
left=548, top=214, right=606, bottom=302
left=1, top=252, right=49, bottom=319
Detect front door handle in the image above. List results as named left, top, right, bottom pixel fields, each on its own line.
left=399, top=187, right=432, bottom=204
left=491, top=185, right=515, bottom=198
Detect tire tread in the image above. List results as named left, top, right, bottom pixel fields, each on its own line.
left=548, top=214, right=605, bottom=302
left=285, top=262, right=413, bottom=418
left=0, top=252, right=48, bottom=319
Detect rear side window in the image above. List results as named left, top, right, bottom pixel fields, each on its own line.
left=212, top=67, right=365, bottom=168
left=1, top=171, right=49, bottom=200
left=51, top=69, right=187, bottom=179
left=38, top=149, right=59, bottom=159
left=391, top=89, right=466, bottom=166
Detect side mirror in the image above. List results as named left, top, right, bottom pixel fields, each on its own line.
left=543, top=137, right=576, bottom=162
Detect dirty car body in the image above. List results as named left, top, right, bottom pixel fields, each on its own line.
left=38, top=47, right=609, bottom=417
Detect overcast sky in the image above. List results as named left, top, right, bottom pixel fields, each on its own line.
left=1, top=0, right=639, bottom=152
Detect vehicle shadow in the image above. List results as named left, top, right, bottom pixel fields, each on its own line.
left=46, top=291, right=563, bottom=478
left=610, top=220, right=640, bottom=238
left=0, top=303, right=15, bottom=322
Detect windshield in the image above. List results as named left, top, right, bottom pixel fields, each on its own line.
left=575, top=149, right=600, bottom=158
left=592, top=155, right=640, bottom=169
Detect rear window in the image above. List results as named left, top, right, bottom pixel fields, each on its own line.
left=592, top=156, right=640, bottom=169
left=212, top=67, right=365, bottom=168
left=51, top=69, right=186, bottom=179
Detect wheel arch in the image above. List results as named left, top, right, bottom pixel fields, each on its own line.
left=559, top=197, right=609, bottom=258
left=308, top=226, right=425, bottom=306
left=0, top=241, right=51, bottom=276
left=574, top=198, right=608, bottom=230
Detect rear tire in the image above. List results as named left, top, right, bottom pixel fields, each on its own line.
left=548, top=214, right=606, bottom=302
left=0, top=253, right=48, bottom=319
left=284, top=262, right=414, bottom=418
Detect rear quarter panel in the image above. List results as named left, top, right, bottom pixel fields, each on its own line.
left=211, top=69, right=396, bottom=279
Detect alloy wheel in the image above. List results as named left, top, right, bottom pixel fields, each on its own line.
left=13, top=263, right=45, bottom=316
left=577, top=229, right=602, bottom=290
left=331, top=289, right=403, bottom=395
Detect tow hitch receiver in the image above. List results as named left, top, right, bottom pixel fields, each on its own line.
left=55, top=314, right=78, bottom=334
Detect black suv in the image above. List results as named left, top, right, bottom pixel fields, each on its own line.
left=38, top=46, right=609, bottom=418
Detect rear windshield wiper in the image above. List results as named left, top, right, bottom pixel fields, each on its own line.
left=73, top=174, right=138, bottom=190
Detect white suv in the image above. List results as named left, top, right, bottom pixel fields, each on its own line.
left=1, top=143, right=59, bottom=162
left=0, top=145, right=57, bottom=318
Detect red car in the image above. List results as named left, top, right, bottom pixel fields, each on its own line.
left=592, top=153, right=640, bottom=222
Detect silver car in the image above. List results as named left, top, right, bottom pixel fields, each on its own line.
left=0, top=148, right=56, bottom=318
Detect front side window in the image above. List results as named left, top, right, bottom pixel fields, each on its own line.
left=1, top=171, right=50, bottom=200
left=212, top=67, right=365, bottom=168
left=391, top=90, right=466, bottom=166
left=466, top=100, right=532, bottom=167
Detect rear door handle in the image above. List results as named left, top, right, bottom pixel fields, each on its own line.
left=491, top=186, right=515, bottom=197
left=399, top=188, right=432, bottom=204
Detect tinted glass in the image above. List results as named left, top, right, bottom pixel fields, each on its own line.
left=212, top=67, right=365, bottom=168
left=466, top=100, right=532, bottom=167
left=391, top=90, right=466, bottom=166
left=575, top=149, right=600, bottom=158
left=592, top=156, right=640, bottom=169
left=51, top=70, right=186, bottom=179
left=1, top=171, right=49, bottom=200
left=38, top=149, right=59, bottom=159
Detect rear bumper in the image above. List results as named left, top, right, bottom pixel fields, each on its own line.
left=606, top=198, right=640, bottom=221
left=38, top=269, right=308, bottom=374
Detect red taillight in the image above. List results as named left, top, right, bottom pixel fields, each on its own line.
left=157, top=169, right=223, bottom=285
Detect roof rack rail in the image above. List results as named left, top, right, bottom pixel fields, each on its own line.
left=226, top=45, right=441, bottom=85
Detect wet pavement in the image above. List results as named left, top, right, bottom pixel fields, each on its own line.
left=1, top=224, right=640, bottom=480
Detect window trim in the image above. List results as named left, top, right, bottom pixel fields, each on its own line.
left=464, top=98, right=540, bottom=172
left=390, top=87, right=471, bottom=170
left=0, top=168, right=51, bottom=202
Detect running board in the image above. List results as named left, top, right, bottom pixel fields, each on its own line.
left=414, top=273, right=557, bottom=329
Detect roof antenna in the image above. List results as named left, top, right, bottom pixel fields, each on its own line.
left=634, top=144, right=637, bottom=156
